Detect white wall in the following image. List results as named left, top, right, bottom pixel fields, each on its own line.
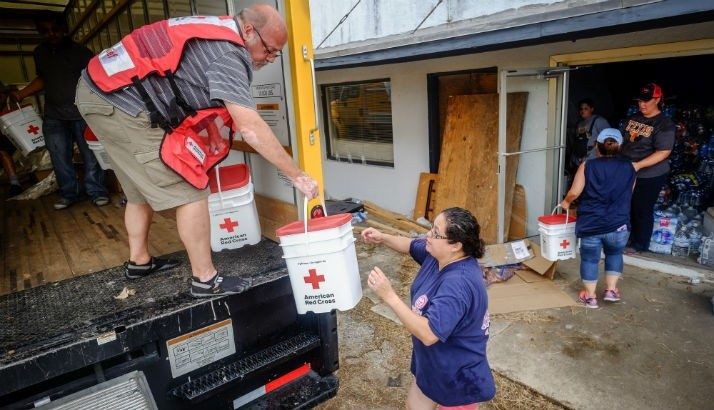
left=317, top=46, right=551, bottom=231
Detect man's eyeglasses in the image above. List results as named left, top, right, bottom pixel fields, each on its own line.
left=428, top=227, right=449, bottom=240
left=253, top=27, right=281, bottom=58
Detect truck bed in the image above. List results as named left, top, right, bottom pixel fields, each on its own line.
left=1, top=239, right=287, bottom=367
left=0, top=238, right=343, bottom=410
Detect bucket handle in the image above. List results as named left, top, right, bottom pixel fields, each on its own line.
left=302, top=196, right=328, bottom=254
left=4, top=97, right=27, bottom=118
left=551, top=205, right=571, bottom=230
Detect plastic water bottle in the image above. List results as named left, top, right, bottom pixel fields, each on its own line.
left=671, top=226, right=690, bottom=257
left=676, top=212, right=689, bottom=231
left=688, top=221, right=703, bottom=255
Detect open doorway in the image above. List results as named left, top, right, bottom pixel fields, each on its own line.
left=566, top=54, right=714, bottom=269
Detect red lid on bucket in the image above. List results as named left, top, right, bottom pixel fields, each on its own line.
left=208, top=164, right=250, bottom=193
left=276, top=213, right=352, bottom=236
left=538, top=214, right=576, bottom=225
left=84, top=127, right=98, bottom=142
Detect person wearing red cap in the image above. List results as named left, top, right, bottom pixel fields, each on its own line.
left=621, top=82, right=675, bottom=254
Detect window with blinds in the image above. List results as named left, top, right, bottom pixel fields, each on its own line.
left=322, top=80, right=394, bottom=166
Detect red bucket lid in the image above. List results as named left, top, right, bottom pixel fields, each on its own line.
left=208, top=164, right=250, bottom=193
left=538, top=214, right=576, bottom=225
left=276, top=213, right=352, bottom=236
left=84, top=127, right=98, bottom=142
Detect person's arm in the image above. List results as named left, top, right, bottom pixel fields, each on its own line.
left=560, top=161, right=586, bottom=209
left=225, top=101, right=318, bottom=199
left=361, top=227, right=413, bottom=254
left=633, top=150, right=671, bottom=172
left=10, top=77, right=44, bottom=102
left=367, top=266, right=439, bottom=346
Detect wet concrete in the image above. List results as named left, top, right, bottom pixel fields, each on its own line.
left=488, top=257, right=714, bottom=410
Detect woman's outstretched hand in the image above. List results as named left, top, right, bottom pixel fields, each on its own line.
left=367, top=266, right=395, bottom=301
left=361, top=227, right=385, bottom=244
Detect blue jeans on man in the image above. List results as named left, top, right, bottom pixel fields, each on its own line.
left=579, top=229, right=630, bottom=282
left=43, top=117, right=108, bottom=205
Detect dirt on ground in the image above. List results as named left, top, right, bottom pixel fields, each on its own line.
left=316, top=238, right=569, bottom=410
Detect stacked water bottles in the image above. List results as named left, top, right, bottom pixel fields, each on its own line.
left=640, top=102, right=714, bottom=260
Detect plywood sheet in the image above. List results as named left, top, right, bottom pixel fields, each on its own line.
left=413, top=172, right=438, bottom=221
left=508, top=184, right=527, bottom=241
left=433, top=93, right=528, bottom=243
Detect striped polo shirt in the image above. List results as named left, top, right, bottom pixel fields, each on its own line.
left=81, top=39, right=255, bottom=119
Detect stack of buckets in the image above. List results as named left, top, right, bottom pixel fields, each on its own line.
left=207, top=164, right=261, bottom=252
left=83, top=127, right=112, bottom=170
left=276, top=203, right=362, bottom=314
left=538, top=207, right=577, bottom=261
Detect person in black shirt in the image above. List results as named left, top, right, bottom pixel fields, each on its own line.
left=620, top=83, right=675, bottom=254
left=10, top=12, right=108, bottom=210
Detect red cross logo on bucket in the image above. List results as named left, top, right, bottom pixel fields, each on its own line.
left=304, top=269, right=325, bottom=290
left=560, top=239, right=570, bottom=249
left=27, top=125, right=39, bottom=135
left=219, top=217, right=238, bottom=232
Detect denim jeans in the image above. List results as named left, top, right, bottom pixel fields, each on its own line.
left=43, top=117, right=108, bottom=201
left=579, top=229, right=630, bottom=282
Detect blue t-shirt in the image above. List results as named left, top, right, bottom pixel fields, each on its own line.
left=409, top=239, right=496, bottom=406
left=576, top=156, right=636, bottom=237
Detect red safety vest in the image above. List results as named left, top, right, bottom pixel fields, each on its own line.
left=86, top=16, right=245, bottom=190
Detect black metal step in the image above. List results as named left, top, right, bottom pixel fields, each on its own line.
left=170, top=332, right=321, bottom=401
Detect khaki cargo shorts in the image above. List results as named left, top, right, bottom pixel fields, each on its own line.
left=75, top=78, right=209, bottom=211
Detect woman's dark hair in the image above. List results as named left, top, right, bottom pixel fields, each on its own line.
left=442, top=207, right=485, bottom=259
left=596, top=138, right=621, bottom=157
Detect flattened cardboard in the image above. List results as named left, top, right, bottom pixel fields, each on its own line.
left=479, top=239, right=533, bottom=267
left=522, top=240, right=558, bottom=280
left=486, top=241, right=572, bottom=314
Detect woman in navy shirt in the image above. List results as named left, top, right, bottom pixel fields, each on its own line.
left=561, top=128, right=637, bottom=308
left=362, top=207, right=495, bottom=409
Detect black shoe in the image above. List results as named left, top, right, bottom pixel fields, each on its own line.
left=191, top=273, right=252, bottom=298
left=125, top=256, right=181, bottom=279
left=9, top=184, right=22, bottom=197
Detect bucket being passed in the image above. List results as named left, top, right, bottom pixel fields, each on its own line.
left=0, top=103, right=45, bottom=156
left=208, top=164, right=261, bottom=251
left=538, top=207, right=577, bottom=261
left=83, top=127, right=112, bottom=170
left=276, top=206, right=362, bottom=314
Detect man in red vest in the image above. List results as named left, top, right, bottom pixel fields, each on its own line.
left=75, top=4, right=318, bottom=297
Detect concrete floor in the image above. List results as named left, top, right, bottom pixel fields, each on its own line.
left=488, top=256, right=714, bottom=410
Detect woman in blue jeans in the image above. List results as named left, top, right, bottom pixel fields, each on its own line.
left=561, top=128, right=637, bottom=308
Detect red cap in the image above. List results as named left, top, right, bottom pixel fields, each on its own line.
left=538, top=214, right=576, bottom=225
left=84, top=127, right=98, bottom=142
left=635, top=83, right=663, bottom=101
left=208, top=164, right=250, bottom=193
left=276, top=213, right=352, bottom=236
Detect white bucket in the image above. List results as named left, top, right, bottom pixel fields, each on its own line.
left=83, top=127, right=112, bottom=170
left=0, top=103, right=45, bottom=156
left=276, top=200, right=362, bottom=314
left=208, top=164, right=261, bottom=252
left=538, top=206, right=577, bottom=261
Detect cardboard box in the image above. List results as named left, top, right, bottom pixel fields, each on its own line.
left=479, top=239, right=557, bottom=279
left=479, top=239, right=533, bottom=268
left=485, top=240, right=571, bottom=314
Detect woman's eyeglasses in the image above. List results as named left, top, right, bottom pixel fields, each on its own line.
left=428, top=227, right=449, bottom=240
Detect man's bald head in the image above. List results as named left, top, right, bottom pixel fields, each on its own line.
left=238, top=4, right=287, bottom=69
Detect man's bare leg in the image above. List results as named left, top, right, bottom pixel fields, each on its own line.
left=125, top=202, right=153, bottom=264
left=176, top=198, right=216, bottom=282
